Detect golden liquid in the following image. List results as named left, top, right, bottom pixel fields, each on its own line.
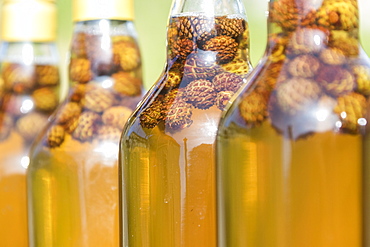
left=123, top=107, right=219, bottom=247
left=28, top=135, right=119, bottom=247
left=217, top=122, right=362, bottom=247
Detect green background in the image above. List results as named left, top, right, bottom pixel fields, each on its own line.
left=56, top=0, right=370, bottom=91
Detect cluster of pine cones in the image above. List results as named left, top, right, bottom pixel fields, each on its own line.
left=238, top=0, right=370, bottom=138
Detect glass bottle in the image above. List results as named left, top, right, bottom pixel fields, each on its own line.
left=27, top=0, right=144, bottom=246
left=0, top=0, right=60, bottom=246
left=217, top=0, right=370, bottom=246
left=119, top=0, right=252, bottom=246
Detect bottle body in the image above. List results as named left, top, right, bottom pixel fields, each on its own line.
left=0, top=41, right=60, bottom=246
left=217, top=0, right=370, bottom=246
left=120, top=1, right=252, bottom=245
left=27, top=20, right=143, bottom=246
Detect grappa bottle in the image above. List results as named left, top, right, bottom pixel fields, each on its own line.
left=217, top=0, right=370, bottom=246
left=120, top=0, right=252, bottom=246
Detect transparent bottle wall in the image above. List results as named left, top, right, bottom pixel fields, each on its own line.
left=0, top=41, right=60, bottom=246
left=27, top=20, right=143, bottom=247
left=120, top=0, right=252, bottom=245
left=217, top=0, right=370, bottom=246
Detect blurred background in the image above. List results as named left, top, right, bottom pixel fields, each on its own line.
left=54, top=0, right=370, bottom=91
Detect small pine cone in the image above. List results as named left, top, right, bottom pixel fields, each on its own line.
left=267, top=33, right=290, bottom=62
left=164, top=70, right=183, bottom=90
left=183, top=52, right=221, bottom=80
left=334, top=92, right=366, bottom=133
left=46, top=125, right=65, bottom=148
left=276, top=77, right=322, bottom=115
left=32, top=87, right=59, bottom=112
left=112, top=71, right=142, bottom=96
left=174, top=15, right=216, bottom=41
left=72, top=111, right=101, bottom=142
left=316, top=0, right=359, bottom=31
left=170, top=38, right=196, bottom=59
left=71, top=32, right=87, bottom=58
left=257, top=61, right=285, bottom=91
left=69, top=58, right=93, bottom=83
left=64, top=116, right=79, bottom=133
left=203, top=35, right=238, bottom=64
left=2, top=63, right=36, bottom=93
left=216, top=91, right=234, bottom=110
left=0, top=113, right=13, bottom=141
left=238, top=26, right=250, bottom=50
left=212, top=72, right=244, bottom=93
left=162, top=88, right=185, bottom=114
left=81, top=88, right=115, bottom=113
left=215, top=16, right=246, bottom=39
left=287, top=54, right=321, bottom=78
left=316, top=66, right=355, bottom=97
left=114, top=41, right=141, bottom=71
left=139, top=99, right=164, bottom=129
left=165, top=100, right=193, bottom=131
left=185, top=79, right=216, bottom=109
left=36, top=65, right=60, bottom=86
left=239, top=90, right=269, bottom=125
left=102, top=106, right=133, bottom=129
left=352, top=64, right=370, bottom=96
left=97, top=125, right=122, bottom=142
left=329, top=30, right=359, bottom=56
left=286, top=28, right=328, bottom=55
left=319, top=47, right=346, bottom=65
left=55, top=102, right=82, bottom=125
left=270, top=0, right=308, bottom=31
left=16, top=112, right=48, bottom=142
left=221, top=58, right=252, bottom=76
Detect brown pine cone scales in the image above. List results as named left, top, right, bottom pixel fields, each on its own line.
left=270, top=0, right=302, bottom=31
left=32, top=87, right=59, bottom=112
left=216, top=91, right=234, bottom=110
left=183, top=52, right=221, bottom=80
left=165, top=100, right=193, bottom=131
left=139, top=99, right=164, bottom=129
left=316, top=66, right=355, bottom=97
left=221, top=58, right=252, bottom=76
left=276, top=77, right=322, bottom=115
left=36, top=65, right=60, bottom=86
left=170, top=38, right=196, bottom=60
left=45, top=125, right=65, bottom=148
left=16, top=112, right=48, bottom=142
left=72, top=111, right=101, bottom=142
left=102, top=106, right=133, bottom=129
left=319, top=47, right=346, bottom=65
left=69, top=58, right=93, bottom=83
left=55, top=102, right=82, bottom=125
left=112, top=71, right=142, bottom=96
left=286, top=28, right=328, bottom=55
left=164, top=70, right=182, bottom=90
left=352, top=64, right=370, bottom=96
left=287, top=54, right=321, bottom=78
left=81, top=87, right=115, bottom=113
left=173, top=15, right=216, bottom=41
left=2, top=64, right=36, bottom=93
left=212, top=72, right=244, bottom=93
left=71, top=32, right=87, bottom=58
left=114, top=41, right=141, bottom=71
left=185, top=79, right=216, bottom=109
left=329, top=30, right=359, bottom=56
left=203, top=35, right=238, bottom=64
left=97, top=125, right=122, bottom=141
left=216, top=16, right=246, bottom=39
left=334, top=92, right=366, bottom=133
left=239, top=90, right=269, bottom=126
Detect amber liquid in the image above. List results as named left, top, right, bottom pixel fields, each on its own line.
left=123, top=107, right=220, bottom=247
left=27, top=136, right=119, bottom=247
left=217, top=122, right=362, bottom=246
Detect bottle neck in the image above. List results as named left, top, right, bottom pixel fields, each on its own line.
left=170, top=0, right=246, bottom=16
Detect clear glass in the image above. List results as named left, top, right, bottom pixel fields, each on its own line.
left=27, top=20, right=144, bottom=247
left=217, top=0, right=370, bottom=246
left=0, top=41, right=60, bottom=246
left=119, top=0, right=252, bottom=246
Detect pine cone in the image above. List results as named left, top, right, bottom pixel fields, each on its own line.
left=352, top=64, right=370, bottom=96
left=276, top=77, right=322, bottom=115
left=32, top=87, right=59, bottom=112
left=69, top=58, right=93, bottom=83
left=102, top=106, right=133, bottom=129
left=216, top=91, right=234, bottom=110
left=170, top=38, right=196, bottom=60
left=329, top=30, right=360, bottom=56
left=203, top=35, right=238, bottom=64
left=270, top=0, right=308, bottom=31
left=212, top=72, right=244, bottom=93
left=0, top=113, right=13, bottom=141
left=221, top=58, right=252, bottom=76
left=46, top=125, right=65, bottom=148
left=16, top=112, right=48, bottom=142
left=286, top=28, right=328, bottom=55
left=112, top=71, right=142, bottom=96
left=114, top=40, right=141, bottom=71
left=164, top=70, right=183, bottom=90
left=287, top=54, right=321, bottom=78
left=36, top=65, right=60, bottom=86
left=81, top=87, right=115, bottom=113
left=139, top=98, right=164, bottom=129
left=55, top=102, right=82, bottom=125
left=183, top=52, right=221, bottom=80
left=165, top=100, right=193, bottom=131
left=239, top=90, right=269, bottom=125
left=97, top=125, right=122, bottom=142
left=319, top=47, right=346, bottom=65
left=1, top=94, right=34, bottom=117
left=2, top=63, right=36, bottom=93
left=216, top=16, right=246, bottom=39
left=267, top=33, right=290, bottom=62
left=174, top=15, right=216, bottom=41
left=316, top=66, right=355, bottom=97
left=334, top=92, right=366, bottom=133
left=185, top=79, right=216, bottom=109
left=316, top=0, right=359, bottom=31
left=72, top=111, right=101, bottom=142
left=71, top=32, right=87, bottom=58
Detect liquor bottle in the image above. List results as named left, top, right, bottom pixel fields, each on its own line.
left=27, top=0, right=144, bottom=246
left=0, top=0, right=60, bottom=245
left=217, top=0, right=370, bottom=246
left=119, top=0, right=252, bottom=245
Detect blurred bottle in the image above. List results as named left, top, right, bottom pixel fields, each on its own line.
left=0, top=0, right=60, bottom=246
left=27, top=0, right=144, bottom=246
left=119, top=0, right=252, bottom=246
left=217, top=0, right=370, bottom=246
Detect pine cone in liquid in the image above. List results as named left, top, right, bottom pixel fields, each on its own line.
left=183, top=52, right=221, bottom=80
left=32, top=87, right=59, bottom=112
left=36, top=65, right=60, bottom=86
left=55, top=102, right=82, bottom=126
left=16, top=112, right=48, bottom=142
left=329, top=30, right=360, bottom=56
left=352, top=64, right=370, bottom=96
left=319, top=47, right=346, bottom=65
left=46, top=125, right=65, bottom=148
left=2, top=64, right=36, bottom=93
left=165, top=100, right=193, bottom=131
left=164, top=70, right=183, bottom=90
left=216, top=91, right=234, bottom=110
left=212, top=72, right=244, bottom=93
left=102, top=106, right=133, bottom=129
left=174, top=15, right=216, bottom=41
left=71, top=32, right=87, bottom=58
left=286, top=28, right=328, bottom=55
left=1, top=94, right=34, bottom=117
left=216, top=16, right=245, bottom=39
left=139, top=98, right=164, bottom=129
left=316, top=66, right=355, bottom=97
left=239, top=90, right=269, bottom=126
left=69, top=58, right=93, bottom=83
left=72, top=111, right=101, bottom=142
left=81, top=87, right=115, bottom=113
left=185, top=79, right=216, bottom=109
left=287, top=54, right=321, bottom=78
left=97, top=125, right=122, bottom=142
left=170, top=38, right=196, bottom=60
left=270, top=0, right=308, bottom=31
left=114, top=40, right=141, bottom=71
left=203, top=35, right=238, bottom=64
left=221, top=58, right=251, bottom=76
left=112, top=71, right=142, bottom=96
